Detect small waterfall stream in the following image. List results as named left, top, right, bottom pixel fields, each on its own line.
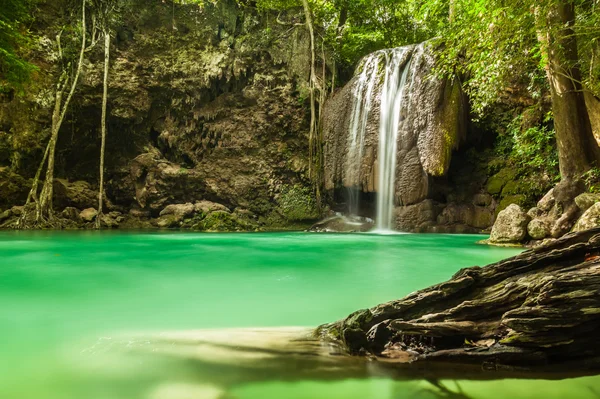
left=375, top=48, right=413, bottom=231
left=345, top=54, right=380, bottom=216
left=346, top=47, right=414, bottom=231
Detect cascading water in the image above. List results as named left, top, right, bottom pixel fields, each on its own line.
left=375, top=49, right=413, bottom=232
left=344, top=47, right=414, bottom=231
left=345, top=54, right=380, bottom=216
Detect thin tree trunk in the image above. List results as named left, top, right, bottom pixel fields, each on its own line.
left=36, top=0, right=87, bottom=223
left=96, top=29, right=110, bottom=229
left=536, top=2, right=600, bottom=180
left=301, top=0, right=317, bottom=181
left=449, top=0, right=455, bottom=24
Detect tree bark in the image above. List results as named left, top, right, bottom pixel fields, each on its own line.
left=28, top=0, right=87, bottom=224
left=96, top=29, right=110, bottom=229
left=302, top=0, right=317, bottom=182
left=318, top=228, right=600, bottom=373
left=537, top=2, right=600, bottom=180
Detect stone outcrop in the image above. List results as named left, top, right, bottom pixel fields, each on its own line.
left=322, top=42, right=468, bottom=231
left=487, top=180, right=595, bottom=245
left=317, top=228, right=600, bottom=372
left=573, top=203, right=600, bottom=232
left=489, top=204, right=530, bottom=244
left=0, top=0, right=321, bottom=230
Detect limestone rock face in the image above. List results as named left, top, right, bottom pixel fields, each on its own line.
left=0, top=0, right=318, bottom=231
left=489, top=204, right=530, bottom=243
left=323, top=42, right=466, bottom=208
left=572, top=202, right=600, bottom=232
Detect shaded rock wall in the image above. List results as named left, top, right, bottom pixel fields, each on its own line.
left=0, top=0, right=321, bottom=229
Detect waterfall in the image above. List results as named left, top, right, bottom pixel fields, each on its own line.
left=344, top=47, right=414, bottom=231
left=375, top=49, right=413, bottom=231
left=345, top=54, right=380, bottom=216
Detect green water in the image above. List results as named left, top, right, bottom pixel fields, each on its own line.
left=0, top=231, right=598, bottom=399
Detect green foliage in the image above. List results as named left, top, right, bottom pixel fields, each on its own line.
left=582, top=167, right=600, bottom=193
left=495, top=113, right=559, bottom=181
left=0, top=0, right=38, bottom=91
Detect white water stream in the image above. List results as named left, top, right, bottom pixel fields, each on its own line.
left=346, top=47, right=414, bottom=231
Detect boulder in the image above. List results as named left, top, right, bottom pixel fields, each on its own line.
left=574, top=192, right=600, bottom=212
left=194, top=201, right=230, bottom=214
left=527, top=218, right=549, bottom=240
left=572, top=202, right=600, bottom=232
left=527, top=207, right=543, bottom=219
left=160, top=203, right=196, bottom=218
left=80, top=208, right=98, bottom=222
left=489, top=204, right=530, bottom=243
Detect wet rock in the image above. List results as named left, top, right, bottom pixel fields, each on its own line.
left=396, top=200, right=440, bottom=231
left=574, top=193, right=600, bottom=212
left=80, top=208, right=98, bottom=222
left=489, top=204, right=530, bottom=243
left=323, top=42, right=466, bottom=209
left=527, top=218, right=549, bottom=240
left=572, top=202, right=600, bottom=232
left=309, top=215, right=373, bottom=233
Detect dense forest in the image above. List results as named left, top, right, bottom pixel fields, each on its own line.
left=1, top=0, right=600, bottom=240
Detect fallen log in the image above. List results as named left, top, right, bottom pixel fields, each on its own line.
left=316, top=228, right=600, bottom=373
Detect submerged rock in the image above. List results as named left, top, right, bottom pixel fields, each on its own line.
left=489, top=204, right=530, bottom=244
left=309, top=215, right=374, bottom=233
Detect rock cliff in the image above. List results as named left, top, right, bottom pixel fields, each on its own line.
left=0, top=0, right=321, bottom=229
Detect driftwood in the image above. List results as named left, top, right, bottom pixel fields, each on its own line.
left=316, top=228, right=600, bottom=373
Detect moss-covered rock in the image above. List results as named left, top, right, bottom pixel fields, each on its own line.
left=277, top=185, right=320, bottom=222
left=486, top=167, right=519, bottom=195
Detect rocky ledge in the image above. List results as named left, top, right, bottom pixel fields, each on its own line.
left=316, top=228, right=600, bottom=373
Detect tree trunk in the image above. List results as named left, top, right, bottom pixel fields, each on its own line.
left=96, top=29, right=110, bottom=229
left=537, top=2, right=600, bottom=180
left=301, top=0, right=317, bottom=182
left=318, top=228, right=600, bottom=373
left=33, top=0, right=87, bottom=224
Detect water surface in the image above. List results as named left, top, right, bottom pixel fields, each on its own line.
left=0, top=231, right=597, bottom=398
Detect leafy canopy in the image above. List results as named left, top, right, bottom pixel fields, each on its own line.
left=0, top=0, right=38, bottom=91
